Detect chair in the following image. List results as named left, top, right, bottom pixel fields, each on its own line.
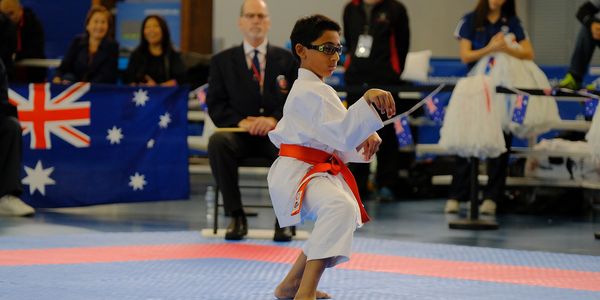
left=187, top=109, right=216, bottom=151
left=189, top=114, right=274, bottom=234
left=212, top=156, right=274, bottom=234
left=186, top=88, right=293, bottom=237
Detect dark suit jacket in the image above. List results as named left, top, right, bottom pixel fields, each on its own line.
left=124, top=48, right=186, bottom=85
left=0, top=12, right=16, bottom=80
left=14, top=7, right=46, bottom=83
left=207, top=44, right=298, bottom=127
left=55, top=34, right=119, bottom=84
left=0, top=59, right=16, bottom=119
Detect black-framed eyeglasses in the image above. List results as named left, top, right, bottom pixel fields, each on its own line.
left=305, top=43, right=343, bottom=56
left=242, top=13, right=268, bottom=20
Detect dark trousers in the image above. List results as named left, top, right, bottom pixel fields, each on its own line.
left=0, top=116, right=23, bottom=197
left=346, top=89, right=414, bottom=198
left=569, top=25, right=600, bottom=82
left=449, top=133, right=513, bottom=203
left=207, top=132, right=278, bottom=214
left=349, top=124, right=401, bottom=197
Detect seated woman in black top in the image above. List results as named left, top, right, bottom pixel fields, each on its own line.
left=124, top=15, right=186, bottom=86
left=52, top=5, right=119, bottom=84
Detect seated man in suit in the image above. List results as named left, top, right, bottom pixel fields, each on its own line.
left=0, top=11, right=16, bottom=79
left=0, top=0, right=46, bottom=83
left=206, top=0, right=298, bottom=241
left=0, top=58, right=35, bottom=216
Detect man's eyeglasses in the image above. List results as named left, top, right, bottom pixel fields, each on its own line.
left=305, top=44, right=343, bottom=56
left=242, top=13, right=268, bottom=20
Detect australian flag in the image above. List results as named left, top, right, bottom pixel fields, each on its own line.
left=9, top=83, right=190, bottom=208
left=584, top=98, right=598, bottom=119
left=423, top=93, right=449, bottom=123
left=511, top=94, right=529, bottom=124
left=394, top=116, right=413, bottom=148
left=196, top=83, right=209, bottom=111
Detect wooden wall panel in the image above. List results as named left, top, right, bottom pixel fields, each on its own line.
left=181, top=0, right=213, bottom=54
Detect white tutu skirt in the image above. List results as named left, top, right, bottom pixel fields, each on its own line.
left=439, top=75, right=506, bottom=159
left=469, top=53, right=561, bottom=138
left=586, top=106, right=600, bottom=162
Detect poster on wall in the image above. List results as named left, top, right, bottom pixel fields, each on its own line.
left=116, top=0, right=181, bottom=53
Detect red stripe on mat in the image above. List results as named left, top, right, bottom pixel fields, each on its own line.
left=0, top=243, right=598, bottom=292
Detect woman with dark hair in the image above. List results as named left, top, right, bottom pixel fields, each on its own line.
left=53, top=5, right=119, bottom=84
left=124, top=15, right=186, bottom=86
left=445, top=0, right=535, bottom=215
left=456, top=0, right=533, bottom=68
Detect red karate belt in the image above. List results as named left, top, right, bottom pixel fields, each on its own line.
left=278, top=144, right=370, bottom=224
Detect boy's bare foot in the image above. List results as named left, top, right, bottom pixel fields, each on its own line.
left=274, top=282, right=331, bottom=299
left=274, top=281, right=298, bottom=299
left=314, top=290, right=332, bottom=299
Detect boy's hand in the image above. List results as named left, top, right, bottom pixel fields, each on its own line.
left=363, top=89, right=396, bottom=118
left=356, top=133, right=381, bottom=160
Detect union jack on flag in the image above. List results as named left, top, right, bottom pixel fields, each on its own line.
left=8, top=83, right=91, bottom=149
left=425, top=97, right=437, bottom=113
left=195, top=83, right=209, bottom=111
left=423, top=93, right=448, bottom=123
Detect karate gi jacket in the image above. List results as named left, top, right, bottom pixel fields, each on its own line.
left=268, top=68, right=383, bottom=227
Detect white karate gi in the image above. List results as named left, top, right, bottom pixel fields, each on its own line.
left=268, top=68, right=383, bottom=267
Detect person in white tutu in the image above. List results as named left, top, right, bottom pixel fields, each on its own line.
left=445, top=0, right=534, bottom=215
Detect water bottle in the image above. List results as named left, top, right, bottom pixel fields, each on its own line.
left=205, top=186, right=216, bottom=223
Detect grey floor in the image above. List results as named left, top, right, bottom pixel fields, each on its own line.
left=1, top=173, right=599, bottom=256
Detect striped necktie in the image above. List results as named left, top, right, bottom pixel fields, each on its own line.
left=251, top=49, right=261, bottom=82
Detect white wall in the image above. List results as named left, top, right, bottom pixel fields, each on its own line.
left=213, top=0, right=530, bottom=58
left=527, top=0, right=598, bottom=65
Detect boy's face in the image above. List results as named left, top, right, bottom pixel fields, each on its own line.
left=296, top=30, right=341, bottom=80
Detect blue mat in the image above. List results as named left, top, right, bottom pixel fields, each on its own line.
left=0, top=231, right=598, bottom=300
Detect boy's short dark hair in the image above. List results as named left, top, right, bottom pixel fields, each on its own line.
left=290, top=14, right=341, bottom=61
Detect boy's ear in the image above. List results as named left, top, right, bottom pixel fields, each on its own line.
left=294, top=43, right=306, bottom=59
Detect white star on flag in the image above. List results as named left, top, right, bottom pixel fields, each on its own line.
left=147, top=139, right=155, bottom=148
left=159, top=112, right=171, bottom=128
left=22, top=160, right=56, bottom=195
left=106, top=126, right=124, bottom=144
left=132, top=89, right=149, bottom=107
left=129, top=172, right=147, bottom=191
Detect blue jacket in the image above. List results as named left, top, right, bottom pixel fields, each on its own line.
left=55, top=34, right=119, bottom=84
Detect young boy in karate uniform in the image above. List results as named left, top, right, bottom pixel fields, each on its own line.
left=268, top=14, right=396, bottom=300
